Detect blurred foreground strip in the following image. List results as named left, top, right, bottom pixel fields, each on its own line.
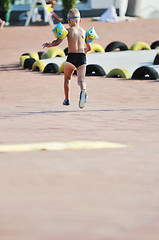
left=0, top=141, right=128, bottom=152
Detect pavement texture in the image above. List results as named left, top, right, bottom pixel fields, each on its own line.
left=0, top=18, right=159, bottom=240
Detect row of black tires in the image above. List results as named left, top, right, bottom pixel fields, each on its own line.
left=23, top=57, right=159, bottom=80
left=22, top=40, right=159, bottom=61
left=104, top=40, right=159, bottom=52
left=82, top=65, right=159, bottom=80
left=63, top=41, right=159, bottom=54
left=86, top=65, right=159, bottom=80
left=23, top=50, right=159, bottom=67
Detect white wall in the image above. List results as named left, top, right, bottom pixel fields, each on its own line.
left=117, top=0, right=159, bottom=18
left=90, top=0, right=128, bottom=17
left=140, top=0, right=159, bottom=18
left=90, top=0, right=114, bottom=9
left=90, top=0, right=159, bottom=18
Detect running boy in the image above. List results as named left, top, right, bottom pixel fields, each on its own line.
left=42, top=8, right=91, bottom=108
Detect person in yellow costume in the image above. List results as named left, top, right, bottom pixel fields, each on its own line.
left=46, top=0, right=63, bottom=22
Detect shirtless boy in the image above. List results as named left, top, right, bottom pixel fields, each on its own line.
left=42, top=8, right=91, bottom=108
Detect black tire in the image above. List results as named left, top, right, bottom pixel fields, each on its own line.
left=64, top=47, right=68, bottom=56
left=24, top=58, right=36, bottom=69
left=151, top=41, right=159, bottom=49
left=43, top=63, right=59, bottom=73
left=105, top=41, right=128, bottom=52
left=38, top=51, right=49, bottom=59
left=86, top=64, right=106, bottom=76
left=107, top=68, right=130, bottom=79
left=130, top=41, right=151, bottom=50
left=38, top=51, right=45, bottom=59
left=21, top=53, right=29, bottom=56
left=131, top=66, right=159, bottom=80
left=153, top=53, right=159, bottom=65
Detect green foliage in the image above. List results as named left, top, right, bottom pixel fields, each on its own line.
left=0, top=0, right=11, bottom=11
left=62, top=0, right=76, bottom=22
left=62, top=0, right=76, bottom=10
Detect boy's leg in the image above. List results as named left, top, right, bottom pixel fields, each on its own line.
left=77, top=65, right=87, bottom=108
left=77, top=64, right=86, bottom=90
left=63, top=62, right=75, bottom=104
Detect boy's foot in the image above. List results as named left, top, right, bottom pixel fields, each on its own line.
left=79, top=90, right=87, bottom=109
left=63, top=99, right=70, bottom=106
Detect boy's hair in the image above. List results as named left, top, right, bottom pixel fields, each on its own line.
left=67, top=8, right=80, bottom=18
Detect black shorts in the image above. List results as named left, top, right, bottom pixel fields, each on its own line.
left=66, top=53, right=86, bottom=68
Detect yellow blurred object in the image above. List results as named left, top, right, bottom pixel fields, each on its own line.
left=47, top=47, right=65, bottom=58
left=46, top=4, right=53, bottom=13
left=32, top=60, right=46, bottom=72
left=0, top=141, right=128, bottom=152
left=87, top=43, right=105, bottom=53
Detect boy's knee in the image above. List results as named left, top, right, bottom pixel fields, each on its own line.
left=77, top=78, right=84, bottom=85
left=65, top=77, right=71, bottom=83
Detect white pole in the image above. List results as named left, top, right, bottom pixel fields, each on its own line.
left=119, top=0, right=128, bottom=18
left=25, top=0, right=37, bottom=26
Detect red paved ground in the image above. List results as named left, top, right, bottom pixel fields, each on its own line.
left=0, top=18, right=159, bottom=240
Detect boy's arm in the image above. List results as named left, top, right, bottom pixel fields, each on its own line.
left=85, top=42, right=92, bottom=54
left=85, top=43, right=92, bottom=54
left=42, top=38, right=62, bottom=49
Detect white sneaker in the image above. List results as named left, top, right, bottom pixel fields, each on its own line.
left=79, top=90, right=87, bottom=109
